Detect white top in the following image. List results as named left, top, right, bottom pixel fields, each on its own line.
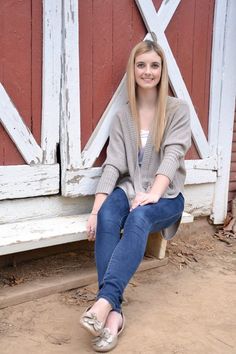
left=139, top=129, right=149, bottom=165
left=140, top=129, right=149, bottom=148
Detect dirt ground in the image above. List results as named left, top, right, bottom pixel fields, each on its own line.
left=0, top=218, right=236, bottom=354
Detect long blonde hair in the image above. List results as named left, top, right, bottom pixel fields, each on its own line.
left=126, top=40, right=168, bottom=151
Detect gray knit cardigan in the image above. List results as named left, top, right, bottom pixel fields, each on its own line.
left=96, top=96, right=191, bottom=239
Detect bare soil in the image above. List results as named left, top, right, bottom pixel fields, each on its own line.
left=0, top=218, right=236, bottom=354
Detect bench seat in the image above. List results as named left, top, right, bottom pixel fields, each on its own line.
left=0, top=212, right=193, bottom=257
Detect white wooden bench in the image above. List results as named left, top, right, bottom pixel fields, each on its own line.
left=0, top=212, right=193, bottom=257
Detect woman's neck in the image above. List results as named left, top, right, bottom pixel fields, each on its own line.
left=136, top=88, right=158, bottom=130
left=136, top=87, right=158, bottom=109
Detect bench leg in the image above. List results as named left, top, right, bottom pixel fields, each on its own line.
left=145, top=232, right=167, bottom=259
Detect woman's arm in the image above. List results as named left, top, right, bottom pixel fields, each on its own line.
left=87, top=193, right=108, bottom=241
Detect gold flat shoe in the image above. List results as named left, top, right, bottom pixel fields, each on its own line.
left=80, top=307, right=104, bottom=337
left=91, top=313, right=125, bottom=352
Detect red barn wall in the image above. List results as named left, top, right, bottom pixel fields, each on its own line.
left=0, top=0, right=42, bottom=166
left=0, top=0, right=215, bottom=166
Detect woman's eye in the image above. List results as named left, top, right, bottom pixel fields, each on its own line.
left=137, top=63, right=145, bottom=68
left=152, top=63, right=160, bottom=69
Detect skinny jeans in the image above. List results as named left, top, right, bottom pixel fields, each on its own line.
left=95, top=187, right=184, bottom=312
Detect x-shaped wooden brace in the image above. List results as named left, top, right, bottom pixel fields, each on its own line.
left=81, top=0, right=210, bottom=169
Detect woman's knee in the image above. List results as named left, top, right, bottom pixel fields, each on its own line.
left=125, top=207, right=150, bottom=230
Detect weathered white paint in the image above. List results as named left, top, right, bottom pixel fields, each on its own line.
left=0, top=214, right=89, bottom=256
left=41, top=0, right=62, bottom=164
left=0, top=211, right=192, bottom=256
left=0, top=83, right=42, bottom=164
left=185, top=157, right=217, bottom=171
left=81, top=0, right=182, bottom=168
left=185, top=169, right=217, bottom=185
left=0, top=164, right=59, bottom=200
left=62, top=164, right=216, bottom=197
left=157, top=0, right=181, bottom=31
left=0, top=195, right=93, bottom=225
left=208, top=1, right=227, bottom=154
left=60, top=0, right=81, bottom=171
left=211, top=0, right=236, bottom=224
left=62, top=167, right=102, bottom=197
left=135, top=0, right=210, bottom=159
left=184, top=183, right=215, bottom=217
left=81, top=77, right=128, bottom=168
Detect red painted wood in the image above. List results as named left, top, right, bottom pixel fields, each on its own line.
left=79, top=0, right=93, bottom=149
left=79, top=0, right=145, bottom=151
left=31, top=0, right=42, bottom=145
left=228, top=108, right=236, bottom=210
left=92, top=0, right=113, bottom=132
left=151, top=0, right=214, bottom=160
left=79, top=0, right=214, bottom=161
left=0, top=0, right=42, bottom=165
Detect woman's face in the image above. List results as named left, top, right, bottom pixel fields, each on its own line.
left=134, top=50, right=162, bottom=89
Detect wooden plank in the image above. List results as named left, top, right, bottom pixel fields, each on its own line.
left=79, top=0, right=93, bottom=149
left=229, top=181, right=236, bottom=191
left=0, top=83, right=43, bottom=164
left=0, top=269, right=97, bottom=309
left=0, top=256, right=168, bottom=309
left=211, top=0, right=236, bottom=224
left=208, top=0, right=228, bottom=153
left=146, top=232, right=167, bottom=259
left=60, top=0, right=81, bottom=171
left=63, top=164, right=217, bottom=197
left=135, top=0, right=210, bottom=159
left=0, top=164, right=59, bottom=200
left=112, top=0, right=134, bottom=91
left=0, top=214, right=88, bottom=256
left=231, top=152, right=236, bottom=163
left=0, top=209, right=193, bottom=256
left=191, top=0, right=214, bottom=137
left=92, top=0, right=113, bottom=132
left=31, top=0, right=43, bottom=146
left=62, top=167, right=102, bottom=197
left=185, top=157, right=217, bottom=171
left=0, top=1, right=41, bottom=165
left=157, top=0, right=181, bottom=31
left=185, top=169, right=217, bottom=185
left=41, top=0, right=62, bottom=164
left=0, top=195, right=93, bottom=225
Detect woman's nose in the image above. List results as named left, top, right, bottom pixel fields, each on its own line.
left=145, top=65, right=151, bottom=74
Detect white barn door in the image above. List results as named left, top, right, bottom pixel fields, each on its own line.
left=0, top=1, right=61, bottom=200
left=60, top=0, right=235, bottom=224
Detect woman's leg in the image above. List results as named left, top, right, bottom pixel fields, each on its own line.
left=95, top=188, right=130, bottom=289
left=97, top=193, right=184, bottom=312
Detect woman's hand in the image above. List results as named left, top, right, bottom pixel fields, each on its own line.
left=87, top=213, right=97, bottom=241
left=130, top=192, right=159, bottom=210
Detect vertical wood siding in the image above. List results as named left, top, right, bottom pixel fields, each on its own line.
left=79, top=0, right=145, bottom=149
left=79, top=0, right=214, bottom=160
left=0, top=0, right=214, bottom=166
left=0, top=0, right=42, bottom=165
left=228, top=105, right=236, bottom=211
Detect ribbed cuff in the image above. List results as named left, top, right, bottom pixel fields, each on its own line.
left=96, top=165, right=120, bottom=195
left=156, top=156, right=179, bottom=182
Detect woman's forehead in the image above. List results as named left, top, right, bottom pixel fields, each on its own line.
left=135, top=50, right=161, bottom=63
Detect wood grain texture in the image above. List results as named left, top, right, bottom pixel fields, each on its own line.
left=0, top=0, right=42, bottom=165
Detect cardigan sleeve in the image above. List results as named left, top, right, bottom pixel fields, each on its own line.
left=96, top=112, right=128, bottom=195
left=156, top=101, right=191, bottom=182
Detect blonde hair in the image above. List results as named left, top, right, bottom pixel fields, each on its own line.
left=126, top=40, right=168, bottom=151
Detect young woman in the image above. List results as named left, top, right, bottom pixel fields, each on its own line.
left=80, top=39, right=191, bottom=352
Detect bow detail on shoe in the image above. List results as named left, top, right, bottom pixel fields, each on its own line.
left=83, top=312, right=103, bottom=332
left=91, top=328, right=117, bottom=350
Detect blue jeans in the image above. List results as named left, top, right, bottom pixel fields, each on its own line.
left=95, top=187, right=184, bottom=312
